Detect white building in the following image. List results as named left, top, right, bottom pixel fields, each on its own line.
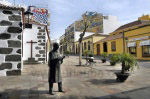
left=103, top=15, right=121, bottom=34
left=23, top=24, right=50, bottom=64
left=63, top=12, right=121, bottom=53
left=74, top=15, right=121, bottom=42
left=23, top=6, right=50, bottom=64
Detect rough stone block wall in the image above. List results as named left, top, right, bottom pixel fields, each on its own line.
left=35, top=26, right=46, bottom=63
left=0, top=9, right=22, bottom=76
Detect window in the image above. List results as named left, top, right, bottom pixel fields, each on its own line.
left=104, top=16, right=108, bottom=19
left=111, top=41, right=116, bottom=52
left=103, top=42, right=107, bottom=52
left=129, top=47, right=136, bottom=55
left=142, top=46, right=150, bottom=57
left=25, top=23, right=32, bottom=28
left=84, top=42, right=86, bottom=50
left=88, top=41, right=90, bottom=50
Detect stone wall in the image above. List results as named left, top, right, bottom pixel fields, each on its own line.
left=35, top=26, right=46, bottom=63
left=0, top=8, right=22, bottom=76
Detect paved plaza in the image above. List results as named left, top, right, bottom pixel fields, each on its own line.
left=0, top=56, right=150, bottom=99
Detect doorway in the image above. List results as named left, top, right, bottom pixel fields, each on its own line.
left=96, top=44, right=100, bottom=55
left=103, top=42, right=107, bottom=52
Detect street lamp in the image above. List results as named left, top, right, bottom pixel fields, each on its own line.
left=24, top=11, right=33, bottom=28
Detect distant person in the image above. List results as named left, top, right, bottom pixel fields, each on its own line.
left=48, top=43, right=65, bottom=95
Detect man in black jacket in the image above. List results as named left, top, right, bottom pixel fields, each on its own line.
left=48, top=43, right=65, bottom=95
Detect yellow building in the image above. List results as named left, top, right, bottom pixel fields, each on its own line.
left=75, top=33, right=108, bottom=54
left=94, top=15, right=150, bottom=60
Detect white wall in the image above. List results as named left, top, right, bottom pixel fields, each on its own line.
left=103, top=15, right=121, bottom=34
left=23, top=24, right=46, bottom=61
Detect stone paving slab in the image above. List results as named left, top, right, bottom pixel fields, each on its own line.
left=0, top=56, right=150, bottom=99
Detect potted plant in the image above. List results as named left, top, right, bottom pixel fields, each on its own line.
left=101, top=52, right=108, bottom=63
left=110, top=54, right=120, bottom=66
left=115, top=53, right=138, bottom=82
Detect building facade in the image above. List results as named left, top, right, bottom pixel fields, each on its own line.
left=94, top=15, right=150, bottom=60
left=23, top=6, right=50, bottom=64
left=75, top=34, right=108, bottom=54
left=0, top=4, right=50, bottom=76
left=61, top=11, right=121, bottom=54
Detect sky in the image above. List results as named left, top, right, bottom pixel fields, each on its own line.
left=7, top=0, right=150, bottom=40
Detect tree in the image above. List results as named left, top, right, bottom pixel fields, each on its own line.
left=78, top=22, right=89, bottom=66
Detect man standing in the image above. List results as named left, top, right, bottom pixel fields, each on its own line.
left=48, top=43, right=65, bottom=95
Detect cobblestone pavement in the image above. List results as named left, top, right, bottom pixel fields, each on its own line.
left=0, top=56, right=150, bottom=99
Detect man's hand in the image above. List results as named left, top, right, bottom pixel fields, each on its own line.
left=58, top=56, right=65, bottom=60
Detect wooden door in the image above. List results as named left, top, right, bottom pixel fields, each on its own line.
left=96, top=44, right=100, bottom=55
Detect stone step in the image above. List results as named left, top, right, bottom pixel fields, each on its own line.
left=23, top=61, right=40, bottom=65
left=28, top=58, right=35, bottom=61
left=23, top=58, right=40, bottom=65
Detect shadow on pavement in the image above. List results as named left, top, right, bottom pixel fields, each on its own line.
left=0, top=86, right=150, bottom=99
left=86, top=79, right=120, bottom=85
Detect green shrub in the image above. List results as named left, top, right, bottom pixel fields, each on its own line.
left=118, top=53, right=139, bottom=74
left=110, top=54, right=120, bottom=66
left=102, top=52, right=108, bottom=60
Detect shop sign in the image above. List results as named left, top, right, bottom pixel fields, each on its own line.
left=140, top=40, right=150, bottom=46
left=127, top=42, right=136, bottom=47
left=129, top=36, right=150, bottom=42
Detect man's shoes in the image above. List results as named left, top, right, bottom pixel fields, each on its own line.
left=49, top=91, right=55, bottom=95
left=58, top=90, right=65, bottom=93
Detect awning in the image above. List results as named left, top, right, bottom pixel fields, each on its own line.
left=127, top=42, right=136, bottom=47
left=140, top=40, right=150, bottom=46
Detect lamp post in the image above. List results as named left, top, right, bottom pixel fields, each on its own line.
left=24, top=11, right=33, bottom=28
left=24, top=11, right=33, bottom=24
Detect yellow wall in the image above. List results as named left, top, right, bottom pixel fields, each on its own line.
left=83, top=38, right=93, bottom=51
left=75, top=35, right=106, bottom=54
left=124, top=26, right=150, bottom=37
left=92, top=36, right=105, bottom=43
left=138, top=15, right=150, bottom=20
left=93, top=42, right=104, bottom=55
left=93, top=25, right=150, bottom=60
left=93, top=15, right=150, bottom=60
left=107, top=38, right=124, bottom=54
left=94, top=38, right=123, bottom=55
left=125, top=25, right=150, bottom=60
